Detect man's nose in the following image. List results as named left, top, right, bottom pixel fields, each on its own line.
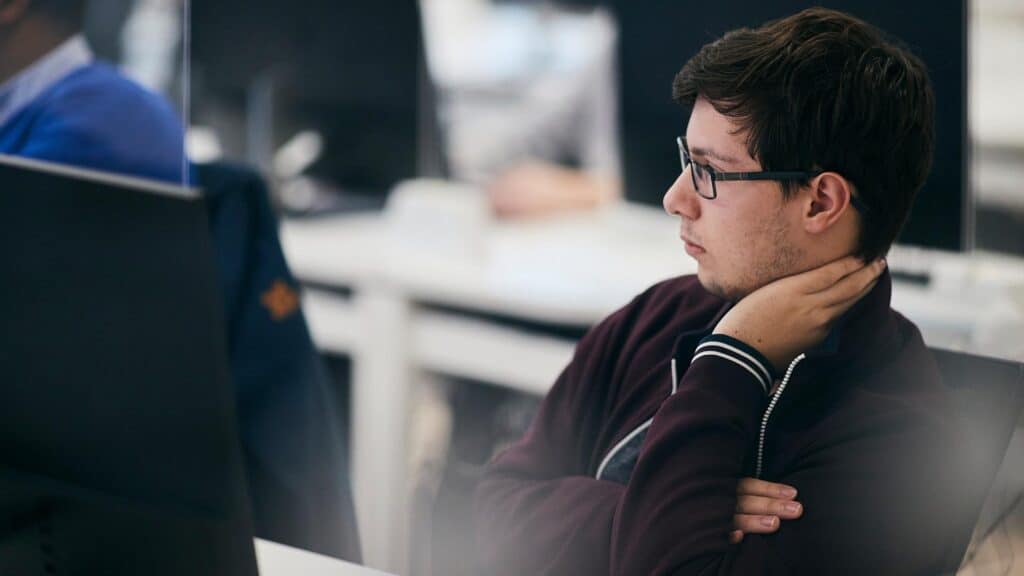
left=663, top=169, right=701, bottom=220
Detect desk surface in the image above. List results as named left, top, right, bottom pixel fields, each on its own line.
left=281, top=200, right=1024, bottom=361
left=255, top=539, right=394, bottom=576
left=282, top=202, right=693, bottom=326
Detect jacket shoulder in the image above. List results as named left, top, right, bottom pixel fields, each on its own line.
left=20, top=63, right=185, bottom=182
left=580, top=274, right=725, bottom=357
left=46, top=63, right=176, bottom=116
left=627, top=274, right=725, bottom=328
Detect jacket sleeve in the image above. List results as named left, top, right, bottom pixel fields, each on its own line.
left=202, top=163, right=361, bottom=561
left=474, top=300, right=641, bottom=576
left=609, top=337, right=959, bottom=575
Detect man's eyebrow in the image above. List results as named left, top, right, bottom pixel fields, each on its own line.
left=689, top=145, right=739, bottom=166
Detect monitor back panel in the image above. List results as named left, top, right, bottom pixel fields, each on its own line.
left=0, top=157, right=258, bottom=576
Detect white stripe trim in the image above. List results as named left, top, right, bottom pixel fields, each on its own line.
left=671, top=358, right=678, bottom=395
left=696, top=340, right=772, bottom=386
left=691, top=350, right=769, bottom=393
left=595, top=417, right=653, bottom=480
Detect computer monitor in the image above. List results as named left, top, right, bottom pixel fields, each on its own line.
left=614, top=1, right=967, bottom=251
left=189, top=0, right=445, bottom=201
left=0, top=156, right=258, bottom=575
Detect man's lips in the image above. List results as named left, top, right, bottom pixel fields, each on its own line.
left=680, top=233, right=706, bottom=256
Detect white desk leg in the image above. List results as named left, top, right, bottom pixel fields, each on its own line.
left=350, top=288, right=413, bottom=574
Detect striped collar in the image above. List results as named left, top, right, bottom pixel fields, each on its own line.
left=673, top=269, right=898, bottom=393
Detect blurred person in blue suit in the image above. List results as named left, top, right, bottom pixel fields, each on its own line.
left=0, top=0, right=361, bottom=561
left=0, top=0, right=184, bottom=182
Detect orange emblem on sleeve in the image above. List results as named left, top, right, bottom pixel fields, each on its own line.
left=261, top=279, right=300, bottom=321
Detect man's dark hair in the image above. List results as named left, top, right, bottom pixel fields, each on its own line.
left=673, top=7, right=935, bottom=260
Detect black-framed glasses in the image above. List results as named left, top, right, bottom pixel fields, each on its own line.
left=677, top=136, right=869, bottom=214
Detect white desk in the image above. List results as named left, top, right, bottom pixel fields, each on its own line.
left=280, top=199, right=1024, bottom=574
left=255, top=538, right=394, bottom=576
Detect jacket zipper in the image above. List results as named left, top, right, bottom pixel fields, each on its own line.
left=755, top=353, right=806, bottom=478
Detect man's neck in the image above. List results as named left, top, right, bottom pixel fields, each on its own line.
left=0, top=21, right=74, bottom=85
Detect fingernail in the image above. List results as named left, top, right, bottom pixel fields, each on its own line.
left=784, top=502, right=801, bottom=514
left=761, top=516, right=778, bottom=528
left=781, top=487, right=798, bottom=498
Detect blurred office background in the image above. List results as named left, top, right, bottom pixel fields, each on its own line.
left=60, top=0, right=1024, bottom=574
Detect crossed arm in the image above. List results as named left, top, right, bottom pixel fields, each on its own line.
left=474, top=258, right=958, bottom=575
left=477, top=362, right=952, bottom=575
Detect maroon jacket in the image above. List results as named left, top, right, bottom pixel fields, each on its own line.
left=475, top=271, right=967, bottom=575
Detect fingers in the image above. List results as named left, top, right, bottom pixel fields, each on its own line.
left=796, top=255, right=868, bottom=294
left=829, top=274, right=881, bottom=313
left=734, top=513, right=781, bottom=534
left=736, top=494, right=804, bottom=518
left=821, top=258, right=886, bottom=310
left=737, top=478, right=798, bottom=499
left=732, top=478, right=803, bottom=542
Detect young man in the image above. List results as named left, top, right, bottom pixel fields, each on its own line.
left=0, top=0, right=184, bottom=181
left=476, top=8, right=966, bottom=575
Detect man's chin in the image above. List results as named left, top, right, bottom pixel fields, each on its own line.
left=696, top=269, right=747, bottom=302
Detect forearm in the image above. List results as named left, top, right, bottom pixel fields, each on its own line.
left=609, top=343, right=955, bottom=575
left=611, top=343, right=771, bottom=575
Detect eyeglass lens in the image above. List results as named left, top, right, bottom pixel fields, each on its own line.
left=679, top=140, right=714, bottom=199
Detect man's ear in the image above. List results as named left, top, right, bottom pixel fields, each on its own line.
left=801, top=171, right=854, bottom=235
left=0, top=0, right=30, bottom=26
